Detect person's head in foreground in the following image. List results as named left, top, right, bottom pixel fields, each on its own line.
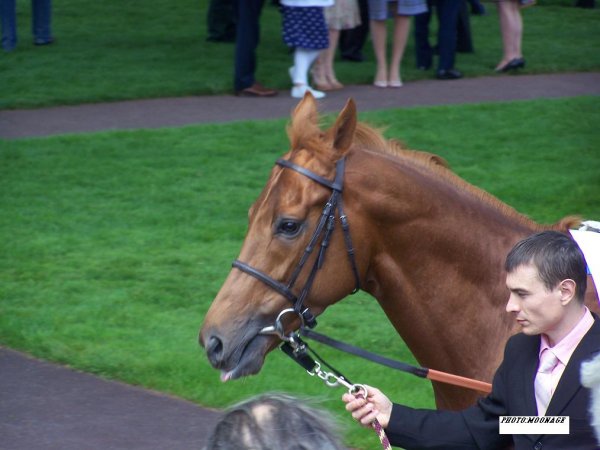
left=204, top=393, right=346, bottom=450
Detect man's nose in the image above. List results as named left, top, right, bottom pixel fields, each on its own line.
left=505, top=294, right=519, bottom=313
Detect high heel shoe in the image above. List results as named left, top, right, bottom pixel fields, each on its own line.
left=495, top=57, right=525, bottom=73
left=327, top=77, right=344, bottom=90
left=311, top=67, right=334, bottom=91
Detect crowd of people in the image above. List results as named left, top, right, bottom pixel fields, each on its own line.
left=208, top=0, right=544, bottom=98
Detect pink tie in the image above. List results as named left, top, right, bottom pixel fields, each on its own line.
left=534, top=349, right=559, bottom=416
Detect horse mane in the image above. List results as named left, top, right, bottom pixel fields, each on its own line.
left=285, top=110, right=578, bottom=232
left=351, top=121, right=579, bottom=231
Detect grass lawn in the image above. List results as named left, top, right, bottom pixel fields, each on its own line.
left=1, top=96, right=599, bottom=448
left=1, top=0, right=599, bottom=108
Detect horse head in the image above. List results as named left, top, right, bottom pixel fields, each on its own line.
left=199, top=94, right=364, bottom=381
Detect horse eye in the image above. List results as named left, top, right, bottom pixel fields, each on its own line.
left=276, top=219, right=302, bottom=238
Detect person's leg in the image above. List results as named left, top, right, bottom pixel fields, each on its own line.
left=370, top=19, right=388, bottom=86
left=456, top=0, right=474, bottom=53
left=1, top=0, right=17, bottom=51
left=324, top=28, right=343, bottom=87
left=312, top=51, right=330, bottom=90
left=291, top=47, right=325, bottom=98
left=340, top=0, right=369, bottom=61
left=32, top=0, right=52, bottom=44
left=436, top=0, right=460, bottom=71
left=496, top=0, right=522, bottom=69
left=414, top=1, right=432, bottom=69
left=234, top=0, right=263, bottom=91
left=388, top=14, right=410, bottom=86
left=206, top=0, right=236, bottom=42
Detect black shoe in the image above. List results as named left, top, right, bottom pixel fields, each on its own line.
left=436, top=69, right=463, bottom=80
left=34, top=37, right=54, bottom=46
left=495, top=57, right=525, bottom=73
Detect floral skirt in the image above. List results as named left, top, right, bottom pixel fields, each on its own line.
left=281, top=6, right=329, bottom=50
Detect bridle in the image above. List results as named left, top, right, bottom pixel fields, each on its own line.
left=231, top=156, right=361, bottom=333
left=232, top=157, right=391, bottom=449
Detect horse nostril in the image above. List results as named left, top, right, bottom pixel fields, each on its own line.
left=205, top=335, right=224, bottom=367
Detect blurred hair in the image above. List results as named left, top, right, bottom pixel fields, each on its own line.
left=505, top=230, right=587, bottom=302
left=581, top=354, right=600, bottom=445
left=204, top=393, right=346, bottom=450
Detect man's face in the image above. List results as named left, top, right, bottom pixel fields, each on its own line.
left=505, top=263, right=564, bottom=336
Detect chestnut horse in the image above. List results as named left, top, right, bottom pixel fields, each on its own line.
left=200, top=94, right=599, bottom=410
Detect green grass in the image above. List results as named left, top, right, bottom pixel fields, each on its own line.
left=1, top=0, right=599, bottom=109
left=1, top=96, right=599, bottom=448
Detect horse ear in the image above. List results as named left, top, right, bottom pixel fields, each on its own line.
left=290, top=91, right=319, bottom=127
left=288, top=92, right=321, bottom=149
left=326, top=98, right=357, bottom=158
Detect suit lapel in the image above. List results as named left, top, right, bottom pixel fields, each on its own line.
left=546, top=318, right=600, bottom=416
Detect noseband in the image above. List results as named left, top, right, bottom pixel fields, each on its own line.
left=232, top=157, right=361, bottom=331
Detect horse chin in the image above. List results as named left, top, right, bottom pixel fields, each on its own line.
left=219, top=334, right=276, bottom=382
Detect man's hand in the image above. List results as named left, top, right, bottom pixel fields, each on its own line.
left=342, top=385, right=393, bottom=428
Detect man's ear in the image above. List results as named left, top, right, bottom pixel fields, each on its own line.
left=558, top=279, right=577, bottom=305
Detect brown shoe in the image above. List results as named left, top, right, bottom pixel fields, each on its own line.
left=235, top=82, right=278, bottom=97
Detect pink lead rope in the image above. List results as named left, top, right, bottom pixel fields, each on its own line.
left=354, top=389, right=392, bottom=450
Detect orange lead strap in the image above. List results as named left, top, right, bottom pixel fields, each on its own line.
left=427, top=369, right=492, bottom=394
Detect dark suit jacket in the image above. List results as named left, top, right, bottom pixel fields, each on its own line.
left=386, top=316, right=600, bottom=450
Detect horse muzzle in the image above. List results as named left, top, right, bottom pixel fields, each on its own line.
left=199, top=324, right=278, bottom=381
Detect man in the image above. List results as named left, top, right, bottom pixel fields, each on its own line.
left=414, top=0, right=464, bottom=80
left=344, top=230, right=599, bottom=449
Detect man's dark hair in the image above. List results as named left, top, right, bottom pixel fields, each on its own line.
left=505, top=230, right=588, bottom=302
left=204, top=393, right=346, bottom=450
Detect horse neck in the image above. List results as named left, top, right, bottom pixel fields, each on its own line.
left=345, top=149, right=540, bottom=382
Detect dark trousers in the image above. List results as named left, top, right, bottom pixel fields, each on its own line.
left=1, top=0, right=52, bottom=51
left=207, top=0, right=236, bottom=42
left=456, top=0, right=473, bottom=53
left=234, top=0, right=265, bottom=91
left=339, top=0, right=369, bottom=60
left=415, top=0, right=462, bottom=71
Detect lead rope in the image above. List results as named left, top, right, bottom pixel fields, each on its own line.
left=280, top=334, right=391, bottom=450
left=358, top=392, right=392, bottom=450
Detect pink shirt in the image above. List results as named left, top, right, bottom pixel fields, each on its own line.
left=535, top=307, right=595, bottom=415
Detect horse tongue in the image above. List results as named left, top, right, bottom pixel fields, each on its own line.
left=220, top=370, right=233, bottom=382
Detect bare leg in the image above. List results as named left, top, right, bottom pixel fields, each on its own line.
left=312, top=51, right=331, bottom=90
left=370, top=19, right=388, bottom=86
left=324, top=28, right=343, bottom=89
left=496, top=0, right=523, bottom=70
left=389, top=15, right=410, bottom=86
